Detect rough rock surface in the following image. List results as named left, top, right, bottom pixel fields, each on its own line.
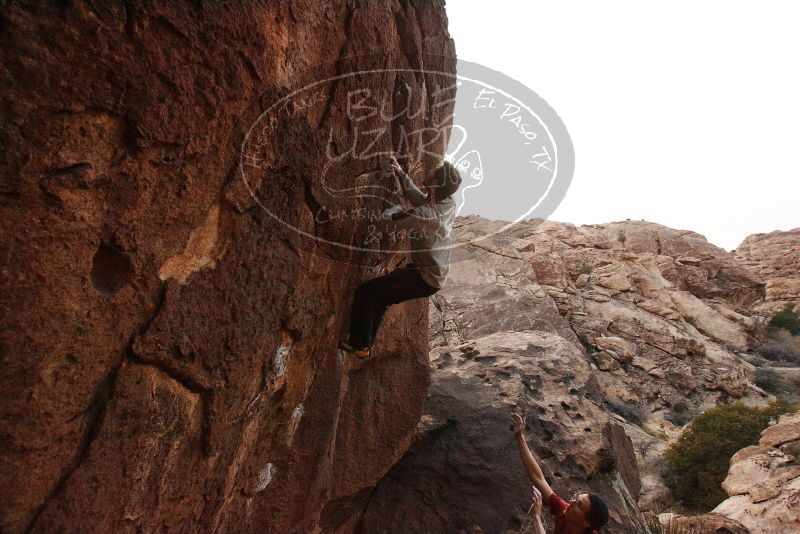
left=363, top=305, right=647, bottom=532
left=735, top=228, right=800, bottom=313
left=712, top=411, right=800, bottom=533
left=361, top=216, right=774, bottom=532
left=0, top=2, right=455, bottom=532
left=657, top=512, right=750, bottom=534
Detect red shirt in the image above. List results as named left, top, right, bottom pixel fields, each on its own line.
left=548, top=492, right=569, bottom=533
left=547, top=492, right=598, bottom=534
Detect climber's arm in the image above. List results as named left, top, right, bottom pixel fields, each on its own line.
left=390, top=157, right=429, bottom=207
left=528, top=486, right=546, bottom=534
left=510, top=413, right=554, bottom=500
left=381, top=202, right=437, bottom=233
left=381, top=204, right=411, bottom=224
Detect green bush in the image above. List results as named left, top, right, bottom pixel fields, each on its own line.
left=606, top=400, right=645, bottom=425
left=754, top=340, right=797, bottom=363
left=769, top=304, right=800, bottom=335
left=673, top=401, right=689, bottom=414
left=643, top=513, right=701, bottom=534
left=755, top=368, right=781, bottom=395
left=713, top=271, right=731, bottom=286
left=578, top=334, right=597, bottom=353
left=666, top=408, right=692, bottom=427
left=755, top=368, right=800, bottom=403
left=665, top=401, right=793, bottom=511
left=753, top=327, right=800, bottom=365
left=683, top=316, right=698, bottom=328
left=579, top=264, right=593, bottom=275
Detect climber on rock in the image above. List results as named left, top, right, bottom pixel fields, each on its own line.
left=510, top=413, right=610, bottom=534
left=338, top=155, right=461, bottom=358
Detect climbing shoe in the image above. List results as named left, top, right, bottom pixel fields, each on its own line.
left=338, top=340, right=370, bottom=359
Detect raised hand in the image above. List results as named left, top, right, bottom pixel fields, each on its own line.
left=389, top=156, right=405, bottom=175
left=510, top=413, right=525, bottom=435
left=529, top=486, right=543, bottom=518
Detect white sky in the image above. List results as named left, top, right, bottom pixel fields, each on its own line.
left=447, top=1, right=800, bottom=251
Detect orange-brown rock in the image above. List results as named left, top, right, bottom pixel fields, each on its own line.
left=735, top=228, right=800, bottom=313
left=0, top=2, right=455, bottom=532
left=713, top=411, right=800, bottom=533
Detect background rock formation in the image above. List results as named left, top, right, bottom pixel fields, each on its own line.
left=712, top=410, right=800, bottom=533
left=735, top=228, right=800, bottom=314
left=362, top=217, right=787, bottom=532
left=0, top=2, right=455, bottom=532
left=734, top=227, right=800, bottom=410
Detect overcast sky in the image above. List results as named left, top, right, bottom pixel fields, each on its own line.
left=447, top=1, right=799, bottom=251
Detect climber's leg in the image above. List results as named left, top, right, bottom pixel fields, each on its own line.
left=347, top=264, right=438, bottom=350
left=371, top=266, right=439, bottom=343
left=347, top=273, right=395, bottom=350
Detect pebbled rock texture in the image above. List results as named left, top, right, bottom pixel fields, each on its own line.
left=0, top=2, right=455, bottom=532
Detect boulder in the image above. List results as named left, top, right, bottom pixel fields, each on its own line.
left=594, top=351, right=623, bottom=371
left=595, top=336, right=637, bottom=363
left=760, top=417, right=800, bottom=448
left=735, top=228, right=800, bottom=314
left=360, top=331, right=648, bottom=533
left=713, top=412, right=800, bottom=533
left=0, top=2, right=456, bottom=532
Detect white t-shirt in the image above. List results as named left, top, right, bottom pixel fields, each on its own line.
left=384, top=172, right=456, bottom=288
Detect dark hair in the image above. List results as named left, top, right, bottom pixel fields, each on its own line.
left=587, top=493, right=609, bottom=530
left=430, top=160, right=462, bottom=198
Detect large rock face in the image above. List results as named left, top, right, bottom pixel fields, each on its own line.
left=0, top=2, right=455, bottom=532
left=735, top=228, right=800, bottom=313
left=361, top=216, right=773, bottom=532
left=712, top=411, right=800, bottom=533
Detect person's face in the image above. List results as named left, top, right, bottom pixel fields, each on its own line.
left=565, top=492, right=592, bottom=527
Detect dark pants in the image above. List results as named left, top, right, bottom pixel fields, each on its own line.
left=347, top=264, right=439, bottom=349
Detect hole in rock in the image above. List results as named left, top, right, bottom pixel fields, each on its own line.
left=91, top=242, right=133, bottom=294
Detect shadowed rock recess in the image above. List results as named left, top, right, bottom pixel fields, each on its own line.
left=0, top=2, right=455, bottom=532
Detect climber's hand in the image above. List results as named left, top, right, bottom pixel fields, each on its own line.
left=529, top=486, right=543, bottom=518
left=510, top=413, right=525, bottom=435
left=389, top=156, right=405, bottom=176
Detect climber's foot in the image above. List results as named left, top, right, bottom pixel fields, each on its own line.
left=338, top=340, right=371, bottom=359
